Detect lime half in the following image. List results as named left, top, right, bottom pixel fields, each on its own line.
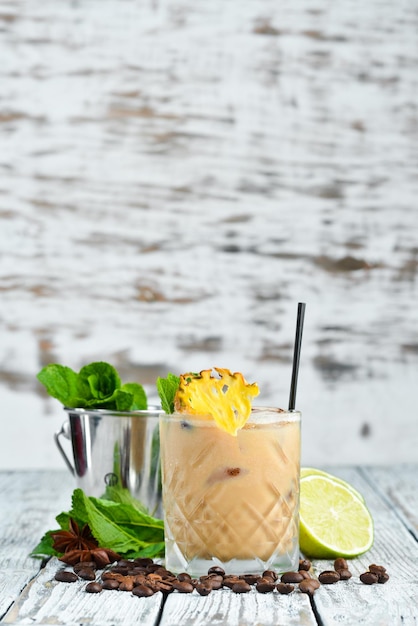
left=299, top=474, right=374, bottom=559
left=301, top=467, right=365, bottom=502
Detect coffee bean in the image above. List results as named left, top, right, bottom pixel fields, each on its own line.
left=195, top=583, right=212, bottom=596
left=172, top=580, right=194, bottom=593
left=206, top=578, right=223, bottom=590
left=360, top=571, right=378, bottom=585
left=299, top=570, right=312, bottom=579
left=154, top=567, right=171, bottom=576
left=208, top=566, right=225, bottom=576
left=85, top=582, right=103, bottom=593
left=134, top=557, right=154, bottom=567
left=281, top=571, right=304, bottom=584
left=146, top=563, right=162, bottom=573
left=299, top=580, right=317, bottom=596
left=74, top=561, right=97, bottom=572
left=110, top=566, right=129, bottom=575
left=318, top=570, right=340, bottom=584
left=337, top=568, right=352, bottom=580
left=119, top=580, right=134, bottom=592
left=222, top=576, right=240, bottom=589
left=154, top=581, right=174, bottom=593
left=177, top=572, right=192, bottom=582
left=256, top=580, right=276, bottom=593
left=240, top=574, right=261, bottom=585
left=376, top=572, right=390, bottom=584
left=334, top=558, right=348, bottom=571
left=298, top=559, right=311, bottom=571
left=276, top=582, right=294, bottom=594
left=369, top=564, right=389, bottom=584
left=307, top=578, right=320, bottom=589
left=102, top=579, right=120, bottom=590
left=208, top=573, right=224, bottom=581
left=77, top=568, right=96, bottom=581
left=262, top=569, right=278, bottom=581
left=231, top=580, right=251, bottom=593
left=102, top=571, right=123, bottom=581
left=55, top=571, right=78, bottom=583
left=132, top=584, right=155, bottom=597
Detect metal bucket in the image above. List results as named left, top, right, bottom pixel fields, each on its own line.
left=54, top=406, right=162, bottom=516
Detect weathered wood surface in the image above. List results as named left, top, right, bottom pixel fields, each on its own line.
left=1, top=467, right=417, bottom=625
left=0, top=471, right=73, bottom=620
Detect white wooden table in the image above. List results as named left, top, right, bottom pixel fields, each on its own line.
left=0, top=466, right=417, bottom=625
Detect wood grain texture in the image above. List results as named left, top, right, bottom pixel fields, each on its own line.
left=160, top=587, right=317, bottom=626
left=1, top=468, right=417, bottom=624
left=3, top=558, right=163, bottom=626
left=0, top=471, right=73, bottom=620
left=365, top=464, right=418, bottom=538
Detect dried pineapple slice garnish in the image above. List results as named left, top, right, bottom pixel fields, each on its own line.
left=174, top=368, right=259, bottom=436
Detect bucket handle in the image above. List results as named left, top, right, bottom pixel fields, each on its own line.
left=54, top=421, right=75, bottom=476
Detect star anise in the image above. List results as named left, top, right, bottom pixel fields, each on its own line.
left=51, top=518, right=120, bottom=568
left=51, top=518, right=98, bottom=554
left=59, top=547, right=121, bottom=568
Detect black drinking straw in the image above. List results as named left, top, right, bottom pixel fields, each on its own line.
left=288, top=302, right=306, bottom=411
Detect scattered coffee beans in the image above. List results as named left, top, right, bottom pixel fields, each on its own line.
left=54, top=570, right=78, bottom=583
left=369, top=564, right=389, bottom=583
left=53, top=554, right=389, bottom=601
left=132, top=584, right=155, bottom=597
left=231, top=580, right=251, bottom=594
left=337, top=568, right=352, bottom=580
left=74, top=561, right=97, bottom=573
left=281, top=571, right=304, bottom=584
left=256, top=580, right=276, bottom=593
left=208, top=566, right=225, bottom=576
left=333, top=558, right=348, bottom=571
left=360, top=571, right=379, bottom=585
left=318, top=570, right=341, bottom=584
left=102, top=579, right=120, bottom=590
left=276, top=582, right=294, bottom=594
left=360, top=564, right=389, bottom=585
left=172, top=580, right=194, bottom=594
left=85, top=582, right=103, bottom=593
left=77, top=568, right=96, bottom=581
left=299, top=579, right=318, bottom=596
left=195, top=583, right=212, bottom=596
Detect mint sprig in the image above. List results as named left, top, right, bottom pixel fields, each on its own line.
left=37, top=361, right=147, bottom=411
left=31, top=488, right=164, bottom=560
left=156, top=373, right=180, bottom=413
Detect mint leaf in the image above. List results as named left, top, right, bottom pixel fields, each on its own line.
left=37, top=360, right=148, bottom=411
left=31, top=488, right=165, bottom=560
left=120, top=383, right=147, bottom=410
left=71, top=489, right=164, bottom=556
left=31, top=530, right=60, bottom=559
left=157, top=373, right=180, bottom=413
left=103, top=485, right=147, bottom=513
left=37, top=364, right=84, bottom=407
left=78, top=362, right=121, bottom=401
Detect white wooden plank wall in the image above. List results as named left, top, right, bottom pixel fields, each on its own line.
left=1, top=0, right=418, bottom=469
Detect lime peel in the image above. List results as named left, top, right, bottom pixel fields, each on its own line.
left=301, top=467, right=365, bottom=503
left=299, top=474, right=374, bottom=559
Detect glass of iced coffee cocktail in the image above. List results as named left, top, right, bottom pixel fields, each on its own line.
left=159, top=369, right=300, bottom=576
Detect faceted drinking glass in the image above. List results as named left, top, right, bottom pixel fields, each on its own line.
left=159, top=407, right=300, bottom=576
